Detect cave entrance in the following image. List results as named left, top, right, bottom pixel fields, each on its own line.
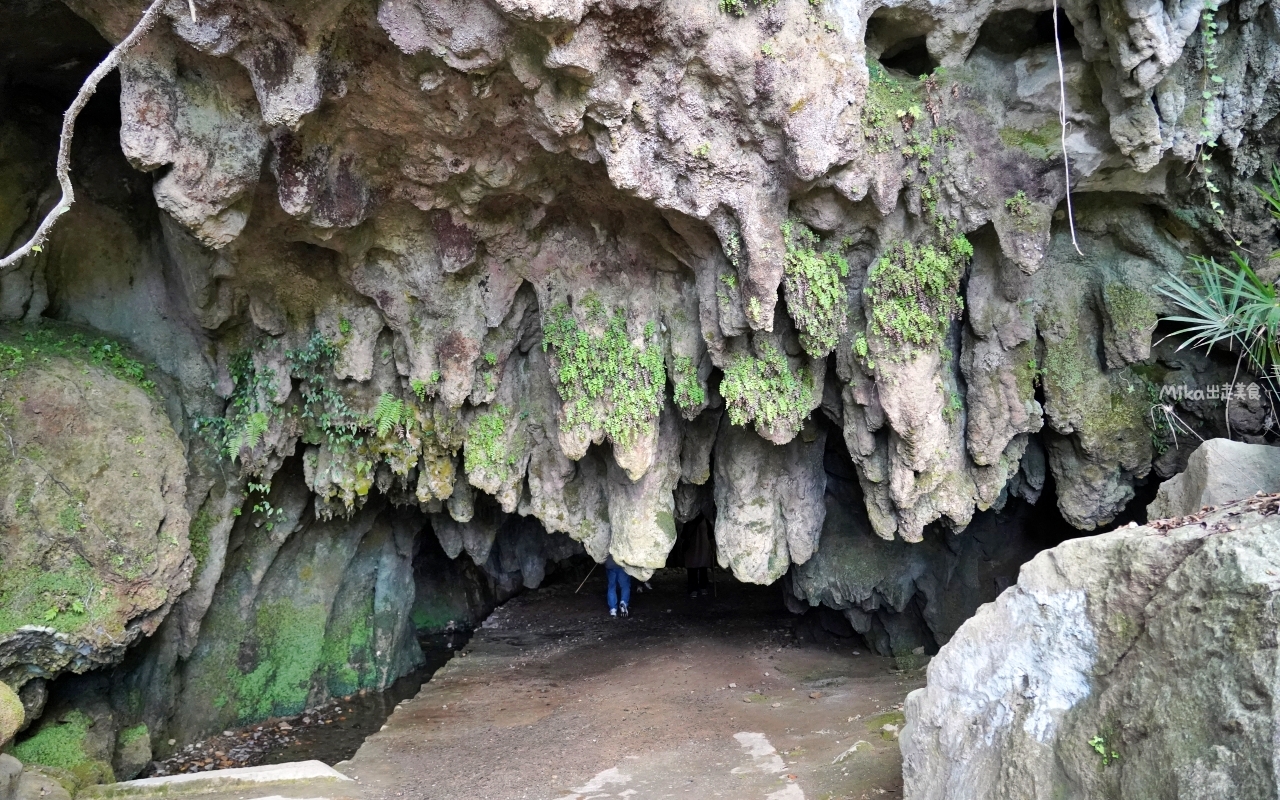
left=864, top=7, right=940, bottom=76
left=971, top=7, right=1080, bottom=58
left=330, top=516, right=920, bottom=798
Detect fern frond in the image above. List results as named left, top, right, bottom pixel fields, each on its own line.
left=372, top=393, right=406, bottom=438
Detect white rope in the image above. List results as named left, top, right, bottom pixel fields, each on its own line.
left=1052, top=0, right=1083, bottom=256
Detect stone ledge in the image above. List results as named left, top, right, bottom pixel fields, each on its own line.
left=77, top=762, right=352, bottom=799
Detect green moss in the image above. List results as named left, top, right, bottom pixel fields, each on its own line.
left=1010, top=344, right=1040, bottom=400
left=864, top=710, right=907, bottom=732
left=781, top=220, right=850, bottom=358
left=320, top=594, right=375, bottom=698
left=231, top=600, right=329, bottom=722
left=721, top=343, right=810, bottom=429
left=0, top=324, right=156, bottom=394
left=12, top=711, right=114, bottom=785
left=865, top=235, right=971, bottom=358
left=1102, top=282, right=1157, bottom=340
left=464, top=406, right=511, bottom=474
left=0, top=555, right=101, bottom=634
left=999, top=123, right=1061, bottom=160
left=57, top=505, right=85, bottom=533
left=863, top=63, right=924, bottom=153
left=542, top=303, right=665, bottom=447
left=671, top=356, right=706, bottom=412
left=1042, top=331, right=1087, bottom=400
left=117, top=723, right=148, bottom=748
left=1042, top=329, right=1149, bottom=450
left=188, top=509, right=214, bottom=573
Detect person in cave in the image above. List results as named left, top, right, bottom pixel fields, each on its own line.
left=605, top=553, right=631, bottom=618
left=682, top=516, right=715, bottom=599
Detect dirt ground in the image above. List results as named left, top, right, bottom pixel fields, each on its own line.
left=337, top=570, right=926, bottom=800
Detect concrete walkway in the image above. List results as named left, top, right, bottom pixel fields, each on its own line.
left=89, top=574, right=921, bottom=800
left=340, top=572, right=922, bottom=800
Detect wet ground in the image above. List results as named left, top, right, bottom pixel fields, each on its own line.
left=147, top=632, right=469, bottom=776
left=337, top=570, right=926, bottom=800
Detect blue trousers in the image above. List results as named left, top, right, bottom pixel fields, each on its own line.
left=606, top=566, right=631, bottom=611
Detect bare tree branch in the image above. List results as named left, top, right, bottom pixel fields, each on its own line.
left=0, top=0, right=170, bottom=273
left=1052, top=0, right=1084, bottom=256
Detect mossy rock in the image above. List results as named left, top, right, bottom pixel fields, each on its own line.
left=0, top=680, right=22, bottom=747
left=10, top=711, right=115, bottom=789
left=0, top=324, right=191, bottom=680
left=113, top=724, right=151, bottom=781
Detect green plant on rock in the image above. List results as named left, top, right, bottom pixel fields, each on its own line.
left=723, top=233, right=743, bottom=268
left=720, top=343, right=810, bottom=429
left=1088, top=733, right=1120, bottom=767
left=288, top=332, right=362, bottom=451
left=1157, top=252, right=1280, bottom=377
left=941, top=389, right=963, bottom=423
left=189, top=508, right=214, bottom=572
left=718, top=0, right=777, bottom=16
left=12, top=710, right=115, bottom=785
left=865, top=235, right=972, bottom=358
left=0, top=327, right=155, bottom=392
left=193, top=348, right=275, bottom=460
left=671, top=355, right=706, bottom=412
left=1005, top=190, right=1032, bottom=218
left=411, top=371, right=441, bottom=402
left=781, top=219, right=850, bottom=358
left=371, top=393, right=411, bottom=438
left=541, top=303, right=666, bottom=448
left=464, top=405, right=511, bottom=474
left=863, top=63, right=917, bottom=153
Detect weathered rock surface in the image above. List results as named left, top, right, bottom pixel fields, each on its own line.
left=0, top=683, right=20, bottom=748
left=901, top=497, right=1280, bottom=800
left=3, top=0, right=1267, bottom=582
left=0, top=0, right=1277, bottom=767
left=0, top=332, right=191, bottom=692
left=0, top=755, right=20, bottom=800
left=788, top=456, right=1047, bottom=656
left=1148, top=438, right=1280, bottom=520
left=0, top=762, right=71, bottom=800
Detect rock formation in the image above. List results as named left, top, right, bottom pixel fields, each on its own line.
left=1148, top=437, right=1280, bottom=519
left=0, top=0, right=1277, bottom=779
left=901, top=493, right=1280, bottom=800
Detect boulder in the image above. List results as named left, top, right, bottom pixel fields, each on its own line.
left=0, top=682, right=21, bottom=748
left=1147, top=438, right=1280, bottom=520
left=0, top=754, right=20, bottom=800
left=11, top=769, right=70, bottom=800
left=901, top=496, right=1280, bottom=800
left=0, top=334, right=191, bottom=691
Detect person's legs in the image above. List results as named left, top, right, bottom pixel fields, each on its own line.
left=619, top=570, right=631, bottom=614
left=606, top=567, right=620, bottom=613
left=687, top=567, right=699, bottom=595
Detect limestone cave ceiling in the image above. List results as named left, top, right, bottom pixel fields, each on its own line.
left=0, top=0, right=1278, bottom=731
